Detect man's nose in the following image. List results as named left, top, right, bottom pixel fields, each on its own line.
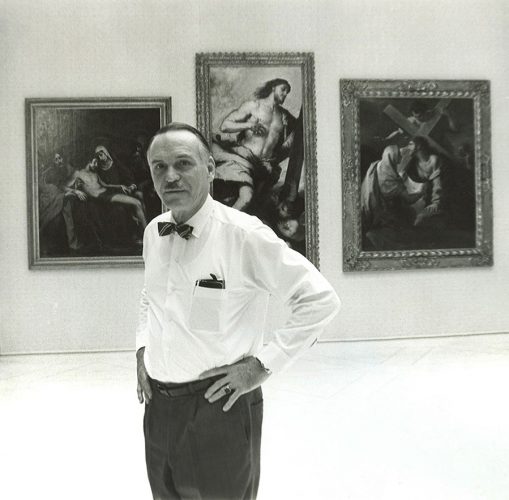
left=165, top=165, right=180, bottom=183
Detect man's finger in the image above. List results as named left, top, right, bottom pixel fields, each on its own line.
left=207, top=388, right=230, bottom=404
left=142, top=380, right=152, bottom=402
left=199, top=365, right=229, bottom=380
left=223, top=391, right=241, bottom=412
left=137, top=382, right=144, bottom=404
left=205, top=377, right=229, bottom=401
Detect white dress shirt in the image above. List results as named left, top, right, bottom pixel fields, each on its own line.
left=136, top=195, right=340, bottom=383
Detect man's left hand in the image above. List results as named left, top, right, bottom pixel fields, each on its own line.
left=200, top=357, right=270, bottom=412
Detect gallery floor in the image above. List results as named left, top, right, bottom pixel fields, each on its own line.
left=2, top=333, right=509, bottom=500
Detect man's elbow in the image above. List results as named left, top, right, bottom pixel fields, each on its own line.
left=313, top=287, right=341, bottom=320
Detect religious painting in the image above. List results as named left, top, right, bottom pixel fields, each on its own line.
left=196, top=53, right=319, bottom=266
left=340, top=79, right=492, bottom=271
left=26, top=97, right=171, bottom=268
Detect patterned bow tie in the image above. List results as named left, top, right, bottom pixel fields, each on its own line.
left=158, top=221, right=194, bottom=240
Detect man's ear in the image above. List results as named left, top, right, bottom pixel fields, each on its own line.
left=207, top=155, right=216, bottom=182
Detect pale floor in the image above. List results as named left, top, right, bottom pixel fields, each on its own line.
left=2, top=333, right=509, bottom=500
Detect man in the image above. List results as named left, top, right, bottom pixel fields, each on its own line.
left=401, top=136, right=444, bottom=229
left=136, top=122, right=340, bottom=500
left=43, top=152, right=74, bottom=187
left=68, top=157, right=147, bottom=241
left=212, top=78, right=296, bottom=212
left=39, top=151, right=90, bottom=255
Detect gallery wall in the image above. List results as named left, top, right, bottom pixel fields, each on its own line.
left=1, top=0, right=508, bottom=354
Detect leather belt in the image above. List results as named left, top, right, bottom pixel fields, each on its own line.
left=151, top=375, right=221, bottom=398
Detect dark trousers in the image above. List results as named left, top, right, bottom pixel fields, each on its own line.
left=144, top=378, right=263, bottom=500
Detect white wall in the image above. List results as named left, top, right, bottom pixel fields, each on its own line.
left=1, top=0, right=508, bottom=354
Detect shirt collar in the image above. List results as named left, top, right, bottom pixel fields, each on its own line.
left=169, top=195, right=214, bottom=239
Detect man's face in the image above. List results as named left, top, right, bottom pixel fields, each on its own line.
left=147, top=130, right=214, bottom=220
left=412, top=110, right=425, bottom=122
left=273, top=84, right=290, bottom=104
left=96, top=149, right=108, bottom=164
left=87, top=158, right=98, bottom=171
left=54, top=154, right=63, bottom=167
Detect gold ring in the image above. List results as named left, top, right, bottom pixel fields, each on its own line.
left=224, top=384, right=232, bottom=395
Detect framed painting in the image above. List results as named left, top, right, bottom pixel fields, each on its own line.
left=340, top=79, right=492, bottom=271
left=196, top=52, right=319, bottom=266
left=26, top=97, right=171, bottom=268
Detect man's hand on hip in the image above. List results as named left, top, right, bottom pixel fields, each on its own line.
left=136, top=347, right=152, bottom=404
left=200, top=356, right=271, bottom=412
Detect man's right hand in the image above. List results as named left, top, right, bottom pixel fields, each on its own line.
left=73, top=189, right=87, bottom=201
left=251, top=122, right=267, bottom=137
left=136, top=347, right=152, bottom=404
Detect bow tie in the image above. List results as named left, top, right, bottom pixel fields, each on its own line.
left=158, top=222, right=194, bottom=240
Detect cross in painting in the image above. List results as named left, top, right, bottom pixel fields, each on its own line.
left=282, top=107, right=303, bottom=202
left=383, top=99, right=452, bottom=159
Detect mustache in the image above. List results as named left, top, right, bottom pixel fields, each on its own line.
left=163, top=182, right=182, bottom=190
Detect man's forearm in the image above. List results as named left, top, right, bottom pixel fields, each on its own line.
left=220, top=120, right=252, bottom=133
left=136, top=287, right=150, bottom=351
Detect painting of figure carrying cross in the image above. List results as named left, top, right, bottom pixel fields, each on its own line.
left=359, top=97, right=476, bottom=252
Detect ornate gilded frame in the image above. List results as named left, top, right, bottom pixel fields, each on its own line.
left=340, top=79, right=492, bottom=271
left=26, top=97, right=171, bottom=268
left=196, top=52, right=319, bottom=267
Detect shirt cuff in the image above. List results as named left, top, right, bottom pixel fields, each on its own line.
left=256, top=342, right=292, bottom=375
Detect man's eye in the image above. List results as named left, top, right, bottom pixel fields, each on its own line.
left=153, top=163, right=165, bottom=170
left=176, top=159, right=192, bottom=168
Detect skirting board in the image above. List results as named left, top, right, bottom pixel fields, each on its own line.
left=1, top=330, right=509, bottom=356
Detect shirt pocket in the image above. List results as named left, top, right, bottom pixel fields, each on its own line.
left=189, top=286, right=226, bottom=334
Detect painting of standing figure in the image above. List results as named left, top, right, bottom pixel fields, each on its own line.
left=196, top=53, right=318, bottom=265
left=26, top=98, right=171, bottom=268
left=341, top=80, right=492, bottom=271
